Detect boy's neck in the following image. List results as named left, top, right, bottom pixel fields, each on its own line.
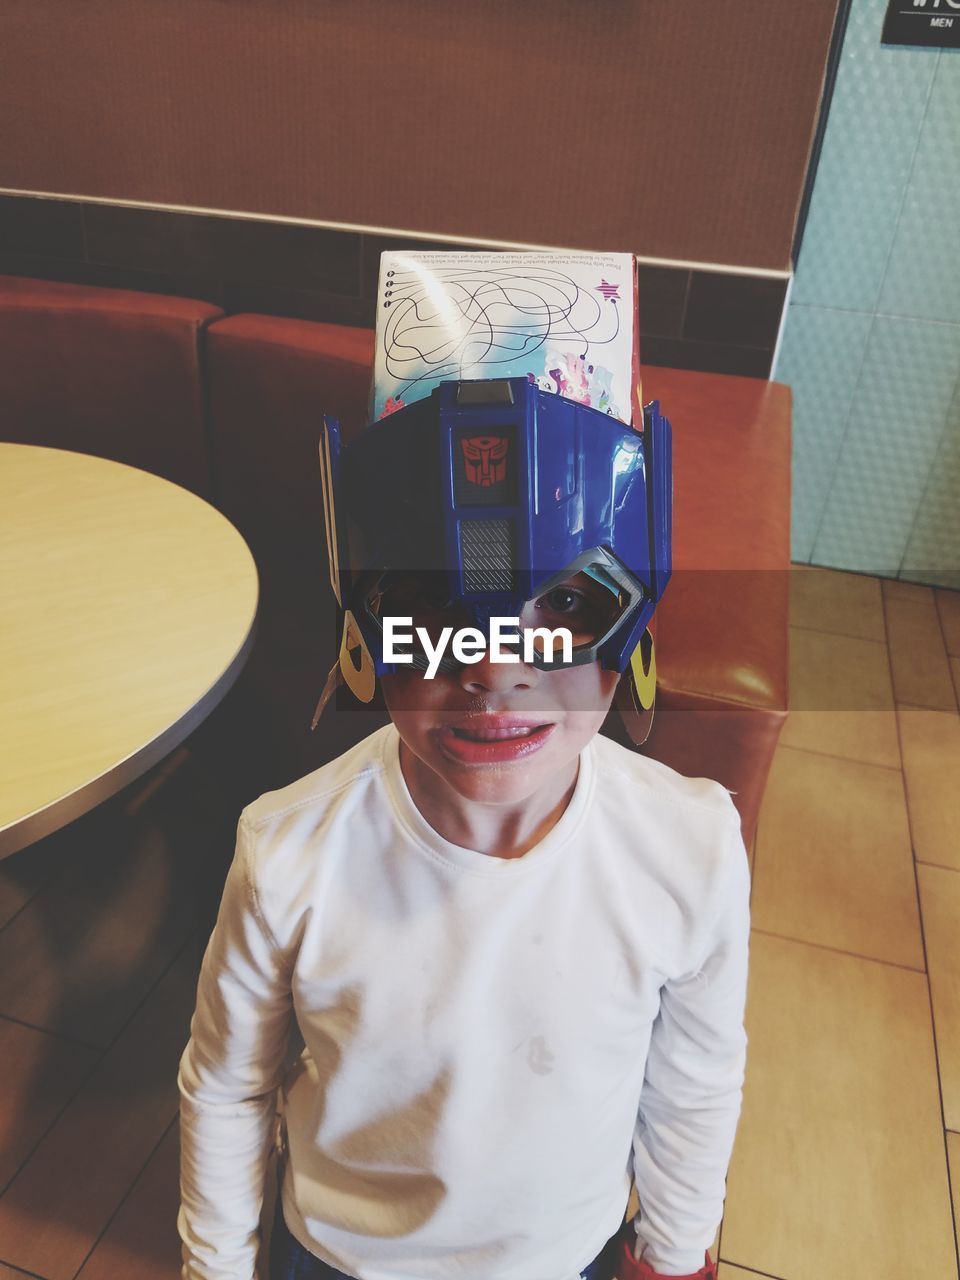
left=398, top=742, right=580, bottom=860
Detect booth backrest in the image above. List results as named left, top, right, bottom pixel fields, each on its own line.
left=0, top=276, right=221, bottom=496
left=641, top=364, right=790, bottom=710
left=204, top=314, right=381, bottom=773
left=206, top=314, right=374, bottom=599
left=0, top=276, right=790, bottom=840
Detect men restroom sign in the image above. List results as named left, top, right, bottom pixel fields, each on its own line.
left=882, top=0, right=960, bottom=46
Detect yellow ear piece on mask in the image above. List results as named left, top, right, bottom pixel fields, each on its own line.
left=338, top=609, right=376, bottom=704
left=615, top=628, right=657, bottom=747
left=629, top=627, right=657, bottom=710
left=310, top=660, right=343, bottom=730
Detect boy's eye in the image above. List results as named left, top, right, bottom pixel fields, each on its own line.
left=377, top=577, right=451, bottom=615
left=523, top=570, right=625, bottom=648
left=537, top=586, right=591, bottom=616
left=421, top=584, right=453, bottom=610
left=393, top=590, right=455, bottom=618
left=373, top=576, right=470, bottom=645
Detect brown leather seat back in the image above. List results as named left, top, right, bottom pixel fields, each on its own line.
left=636, top=366, right=791, bottom=838
left=0, top=276, right=221, bottom=495
left=205, top=315, right=382, bottom=781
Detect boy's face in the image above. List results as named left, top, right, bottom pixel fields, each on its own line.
left=381, top=653, right=620, bottom=808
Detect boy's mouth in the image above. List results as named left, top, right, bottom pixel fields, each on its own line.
left=449, top=724, right=544, bottom=741
left=438, top=717, right=555, bottom=763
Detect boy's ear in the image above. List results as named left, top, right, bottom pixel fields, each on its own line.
left=615, top=629, right=656, bottom=747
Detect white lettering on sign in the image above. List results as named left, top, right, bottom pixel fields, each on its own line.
left=931, top=15, right=954, bottom=22
left=912, top=0, right=960, bottom=7
left=382, top=616, right=574, bottom=678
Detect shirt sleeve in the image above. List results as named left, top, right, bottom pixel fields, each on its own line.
left=178, top=815, right=294, bottom=1280
left=630, top=820, right=751, bottom=1275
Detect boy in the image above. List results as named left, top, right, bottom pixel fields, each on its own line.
left=178, top=376, right=750, bottom=1280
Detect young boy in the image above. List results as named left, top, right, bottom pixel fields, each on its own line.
left=178, top=375, right=750, bottom=1280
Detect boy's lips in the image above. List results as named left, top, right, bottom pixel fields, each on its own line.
left=437, top=715, right=556, bottom=763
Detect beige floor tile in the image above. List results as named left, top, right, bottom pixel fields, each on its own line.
left=0, top=828, right=73, bottom=932
left=75, top=1119, right=181, bottom=1280
left=885, top=590, right=957, bottom=711
left=917, top=865, right=960, bottom=1132
left=717, top=1267, right=778, bottom=1279
left=948, top=1132, right=960, bottom=1248
left=0, top=771, right=186, bottom=933
left=0, top=810, right=192, bottom=1046
left=0, top=944, right=198, bottom=1280
left=883, top=579, right=932, bottom=604
left=779, top=629, right=900, bottom=769
left=899, top=708, right=960, bottom=871
left=753, top=747, right=923, bottom=969
left=723, top=933, right=956, bottom=1279
left=937, top=589, right=960, bottom=658
left=0, top=1018, right=98, bottom=1190
left=790, top=567, right=885, bottom=642
left=952, top=657, right=960, bottom=706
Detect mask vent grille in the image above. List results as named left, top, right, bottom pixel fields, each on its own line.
left=460, top=519, right=515, bottom=594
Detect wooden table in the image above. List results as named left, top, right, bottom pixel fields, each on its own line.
left=0, top=444, right=259, bottom=858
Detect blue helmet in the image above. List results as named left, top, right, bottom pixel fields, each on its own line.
left=317, top=376, right=671, bottom=726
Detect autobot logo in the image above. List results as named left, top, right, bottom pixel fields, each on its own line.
left=461, top=435, right=508, bottom=486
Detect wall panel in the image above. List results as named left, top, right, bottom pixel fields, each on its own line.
left=0, top=0, right=838, bottom=272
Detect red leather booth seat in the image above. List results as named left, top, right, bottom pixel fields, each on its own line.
left=0, top=276, right=221, bottom=496
left=204, top=315, right=380, bottom=783
left=206, top=316, right=789, bottom=841
left=628, top=366, right=790, bottom=841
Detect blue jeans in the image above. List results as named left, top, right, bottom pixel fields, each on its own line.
left=269, top=1199, right=622, bottom=1280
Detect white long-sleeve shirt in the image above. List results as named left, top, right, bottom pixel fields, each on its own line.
left=179, top=723, right=750, bottom=1280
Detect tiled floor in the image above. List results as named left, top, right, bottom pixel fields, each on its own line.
left=0, top=568, right=958, bottom=1280
left=723, top=569, right=960, bottom=1280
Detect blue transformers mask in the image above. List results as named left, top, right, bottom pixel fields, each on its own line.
left=317, top=377, right=672, bottom=731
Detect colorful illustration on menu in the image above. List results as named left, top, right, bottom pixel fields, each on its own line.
left=373, top=252, right=636, bottom=426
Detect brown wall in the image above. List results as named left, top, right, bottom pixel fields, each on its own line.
left=0, top=1, right=838, bottom=272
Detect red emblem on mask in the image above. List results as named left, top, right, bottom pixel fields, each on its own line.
left=461, top=435, right=508, bottom=486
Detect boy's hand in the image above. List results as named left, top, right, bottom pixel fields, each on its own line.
left=614, top=1237, right=718, bottom=1280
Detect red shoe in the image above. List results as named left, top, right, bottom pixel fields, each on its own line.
left=614, top=1237, right=718, bottom=1280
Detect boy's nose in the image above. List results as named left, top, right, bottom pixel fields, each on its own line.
left=458, top=653, right=542, bottom=695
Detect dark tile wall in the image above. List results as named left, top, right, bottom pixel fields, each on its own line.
left=0, top=196, right=788, bottom=377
